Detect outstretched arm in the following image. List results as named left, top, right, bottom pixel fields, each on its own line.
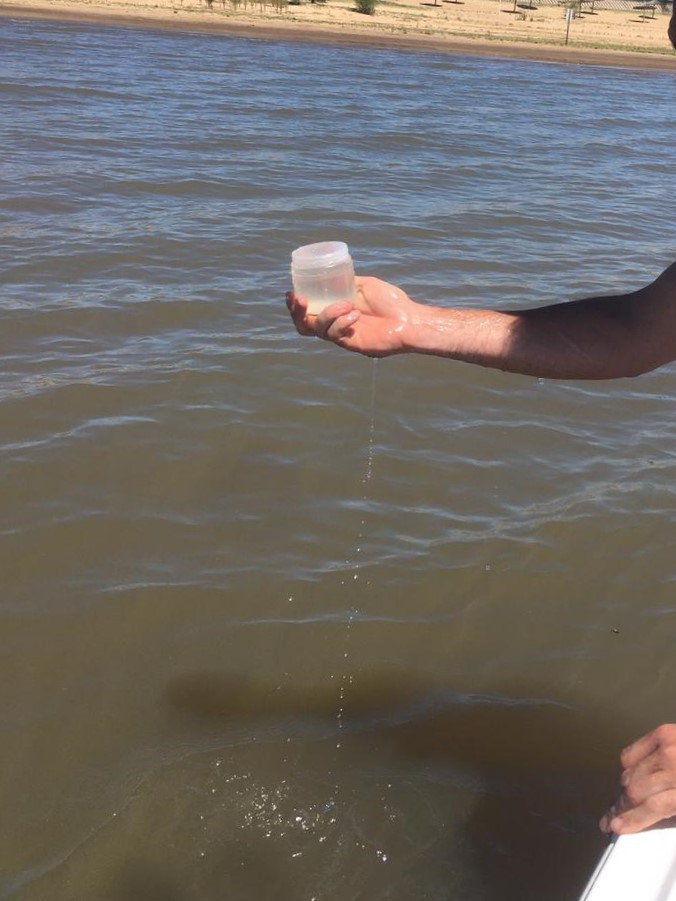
left=287, top=262, right=676, bottom=380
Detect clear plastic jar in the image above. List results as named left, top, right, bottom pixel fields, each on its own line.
left=291, top=241, right=356, bottom=315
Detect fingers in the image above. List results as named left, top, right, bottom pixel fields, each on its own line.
left=619, top=726, right=676, bottom=791
left=620, top=729, right=663, bottom=770
left=603, top=788, right=676, bottom=835
left=620, top=749, right=663, bottom=796
left=620, top=767, right=675, bottom=812
left=599, top=725, right=676, bottom=835
left=286, top=291, right=315, bottom=337
left=285, top=292, right=358, bottom=343
left=315, top=303, right=359, bottom=341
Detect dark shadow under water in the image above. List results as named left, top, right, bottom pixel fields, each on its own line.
left=161, top=667, right=633, bottom=901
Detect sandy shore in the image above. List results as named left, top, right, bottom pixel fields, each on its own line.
left=2, top=0, right=676, bottom=69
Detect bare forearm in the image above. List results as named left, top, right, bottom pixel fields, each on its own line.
left=403, top=296, right=644, bottom=379
left=402, top=266, right=676, bottom=380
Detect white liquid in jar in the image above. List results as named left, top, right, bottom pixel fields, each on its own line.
left=293, top=267, right=356, bottom=316
left=291, top=241, right=356, bottom=316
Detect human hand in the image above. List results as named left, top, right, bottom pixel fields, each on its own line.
left=600, top=725, right=676, bottom=835
left=286, top=276, right=420, bottom=358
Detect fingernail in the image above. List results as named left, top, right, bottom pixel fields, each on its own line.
left=621, top=770, right=629, bottom=786
left=599, top=815, right=608, bottom=832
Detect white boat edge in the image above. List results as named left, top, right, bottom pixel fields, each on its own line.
left=578, top=822, right=676, bottom=901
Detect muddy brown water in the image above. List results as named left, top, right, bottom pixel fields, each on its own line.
left=1, top=17, right=675, bottom=900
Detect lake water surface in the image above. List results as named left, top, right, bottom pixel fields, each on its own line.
left=1, top=17, right=676, bottom=900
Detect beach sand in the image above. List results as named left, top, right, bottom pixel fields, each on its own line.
left=2, top=0, right=676, bottom=69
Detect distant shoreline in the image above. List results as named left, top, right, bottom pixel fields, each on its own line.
left=3, top=0, right=676, bottom=71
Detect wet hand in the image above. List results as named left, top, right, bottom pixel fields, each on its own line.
left=286, top=276, right=419, bottom=358
left=600, top=725, right=676, bottom=835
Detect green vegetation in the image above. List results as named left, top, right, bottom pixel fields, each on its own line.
left=355, top=0, right=378, bottom=13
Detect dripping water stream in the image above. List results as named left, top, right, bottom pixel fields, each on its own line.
left=336, top=358, right=379, bottom=750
